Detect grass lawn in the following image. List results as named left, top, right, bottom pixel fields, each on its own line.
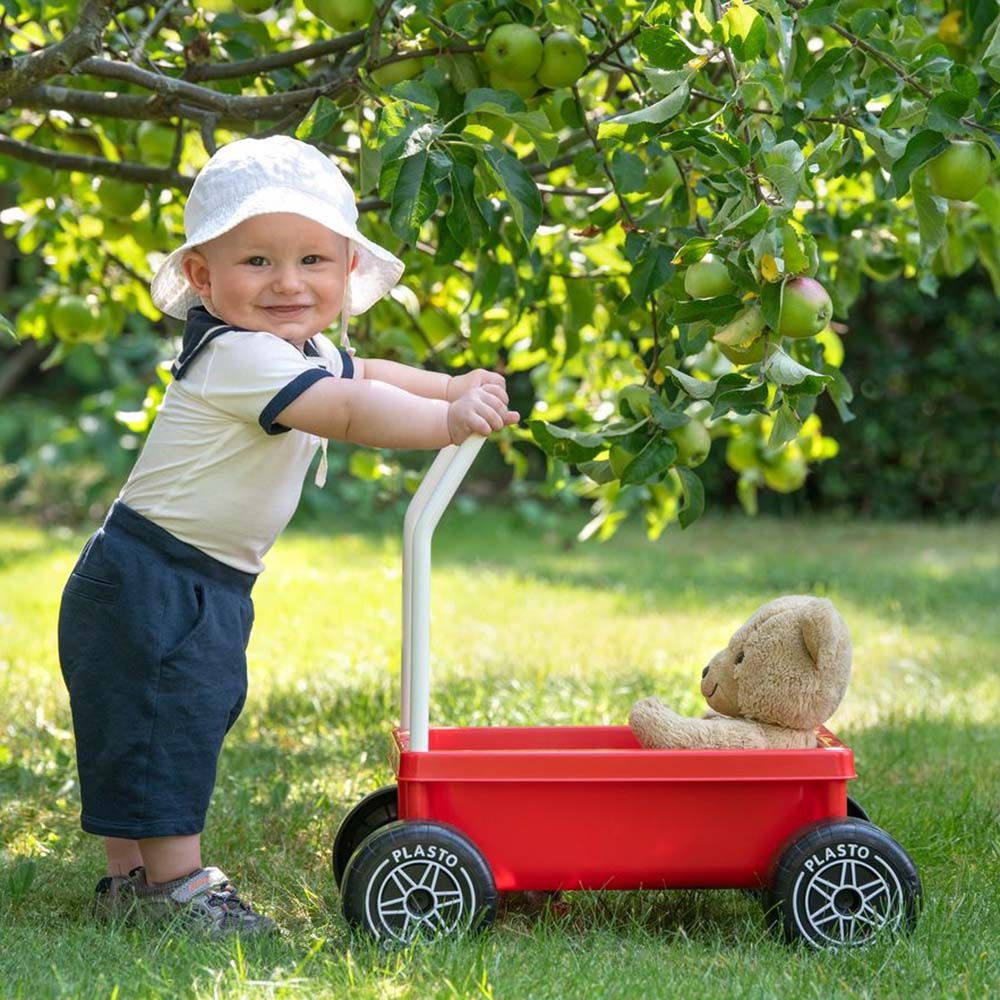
left=1, top=508, right=998, bottom=999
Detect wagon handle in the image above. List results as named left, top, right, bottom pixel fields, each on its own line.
left=402, top=434, right=487, bottom=751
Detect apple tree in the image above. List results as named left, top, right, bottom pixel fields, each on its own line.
left=1, top=0, right=999, bottom=537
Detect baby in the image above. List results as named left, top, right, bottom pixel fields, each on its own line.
left=57, top=135, right=518, bottom=936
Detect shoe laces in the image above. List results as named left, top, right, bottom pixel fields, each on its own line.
left=206, top=881, right=252, bottom=913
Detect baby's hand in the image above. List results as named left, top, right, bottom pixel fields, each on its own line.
left=447, top=384, right=519, bottom=443
left=446, top=368, right=506, bottom=402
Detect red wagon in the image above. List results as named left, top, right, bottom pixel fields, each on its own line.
left=334, top=437, right=922, bottom=949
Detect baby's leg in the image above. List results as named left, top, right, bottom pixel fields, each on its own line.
left=105, top=836, right=144, bottom=876
left=138, top=834, right=203, bottom=884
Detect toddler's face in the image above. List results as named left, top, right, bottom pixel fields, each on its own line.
left=181, top=213, right=357, bottom=347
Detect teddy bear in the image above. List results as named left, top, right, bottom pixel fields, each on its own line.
left=629, top=595, right=852, bottom=750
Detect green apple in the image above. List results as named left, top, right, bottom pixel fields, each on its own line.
left=482, top=24, right=543, bottom=81
left=235, top=0, right=272, bottom=13
left=714, top=303, right=765, bottom=364
left=668, top=420, right=711, bottom=468
left=50, top=295, right=103, bottom=343
left=683, top=256, right=735, bottom=299
left=96, top=177, right=145, bottom=217
left=136, top=121, right=176, bottom=166
left=536, top=31, right=587, bottom=89
left=488, top=70, right=538, bottom=99
left=371, top=47, right=426, bottom=87
left=777, top=276, right=832, bottom=339
left=304, top=0, right=374, bottom=31
left=725, top=433, right=760, bottom=473
left=717, top=338, right=765, bottom=365
left=763, top=452, right=807, bottom=493
left=927, top=140, right=992, bottom=201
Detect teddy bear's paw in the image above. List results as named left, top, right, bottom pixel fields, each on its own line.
left=628, top=698, right=685, bottom=748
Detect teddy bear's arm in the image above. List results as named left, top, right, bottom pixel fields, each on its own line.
left=630, top=697, right=816, bottom=750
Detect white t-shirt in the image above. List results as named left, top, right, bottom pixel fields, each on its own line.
left=119, top=307, right=353, bottom=573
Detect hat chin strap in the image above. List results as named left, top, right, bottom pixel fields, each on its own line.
left=339, top=241, right=355, bottom=357
left=316, top=243, right=356, bottom=491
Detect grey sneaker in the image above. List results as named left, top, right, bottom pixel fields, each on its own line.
left=92, top=870, right=138, bottom=922
left=131, top=866, right=279, bottom=937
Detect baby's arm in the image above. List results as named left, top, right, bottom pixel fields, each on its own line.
left=275, top=377, right=517, bottom=450
left=356, top=357, right=450, bottom=400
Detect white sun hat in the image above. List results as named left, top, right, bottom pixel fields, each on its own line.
left=150, top=134, right=404, bottom=347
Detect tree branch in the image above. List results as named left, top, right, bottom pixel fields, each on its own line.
left=0, top=0, right=114, bottom=103
left=0, top=134, right=193, bottom=189
left=183, top=30, right=366, bottom=81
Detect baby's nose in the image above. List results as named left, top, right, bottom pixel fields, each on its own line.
left=272, top=266, right=305, bottom=290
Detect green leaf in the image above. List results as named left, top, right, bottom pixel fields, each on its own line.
left=529, top=420, right=605, bottom=463
left=597, top=84, right=690, bottom=141
left=762, top=347, right=832, bottom=392
left=676, top=466, right=705, bottom=529
left=912, top=170, right=948, bottom=265
left=388, top=151, right=440, bottom=243
left=927, top=92, right=972, bottom=133
left=376, top=102, right=431, bottom=161
left=671, top=237, right=717, bottom=266
left=759, top=279, right=784, bottom=331
left=800, top=47, right=849, bottom=106
left=0, top=311, right=16, bottom=342
left=611, top=149, right=646, bottom=193
left=665, top=367, right=719, bottom=399
left=464, top=88, right=527, bottom=114
left=768, top=403, right=802, bottom=448
left=712, top=381, right=769, bottom=418
left=890, top=130, right=949, bottom=199
left=446, top=163, right=487, bottom=248
left=507, top=110, right=559, bottom=166
left=671, top=294, right=743, bottom=325
left=628, top=245, right=674, bottom=301
left=649, top=392, right=689, bottom=431
left=480, top=146, right=542, bottom=242
left=722, top=201, right=770, bottom=238
left=719, top=0, right=767, bottom=62
left=295, top=96, right=341, bottom=143
left=637, top=25, right=692, bottom=69
left=620, top=435, right=678, bottom=485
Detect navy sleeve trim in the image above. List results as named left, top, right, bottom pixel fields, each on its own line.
left=338, top=349, right=354, bottom=379
left=258, top=368, right=334, bottom=435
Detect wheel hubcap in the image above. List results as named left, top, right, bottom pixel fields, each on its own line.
left=374, top=859, right=466, bottom=942
left=794, top=856, right=904, bottom=947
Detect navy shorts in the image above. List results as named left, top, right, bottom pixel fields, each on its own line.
left=57, top=500, right=256, bottom=839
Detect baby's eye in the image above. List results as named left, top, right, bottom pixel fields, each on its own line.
left=302, top=254, right=323, bottom=265
left=246, top=256, right=268, bottom=267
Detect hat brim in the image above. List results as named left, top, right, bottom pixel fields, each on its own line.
left=150, top=187, right=405, bottom=322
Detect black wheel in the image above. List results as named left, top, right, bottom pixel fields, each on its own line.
left=341, top=820, right=498, bottom=943
left=332, top=785, right=398, bottom=889
left=766, top=819, right=921, bottom=949
left=847, top=795, right=871, bottom=822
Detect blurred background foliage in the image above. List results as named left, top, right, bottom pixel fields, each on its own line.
left=1, top=0, right=998, bottom=533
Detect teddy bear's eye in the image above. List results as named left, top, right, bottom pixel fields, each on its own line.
left=735, top=651, right=744, bottom=664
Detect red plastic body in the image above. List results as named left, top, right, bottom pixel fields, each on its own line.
left=392, top=725, right=856, bottom=891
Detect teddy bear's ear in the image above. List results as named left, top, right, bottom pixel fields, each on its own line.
left=800, top=598, right=842, bottom=669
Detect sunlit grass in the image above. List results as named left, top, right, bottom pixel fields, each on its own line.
left=1, top=510, right=998, bottom=998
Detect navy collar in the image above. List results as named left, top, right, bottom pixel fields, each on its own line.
left=171, top=306, right=321, bottom=380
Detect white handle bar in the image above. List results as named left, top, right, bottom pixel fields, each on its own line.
left=401, top=434, right=487, bottom=751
